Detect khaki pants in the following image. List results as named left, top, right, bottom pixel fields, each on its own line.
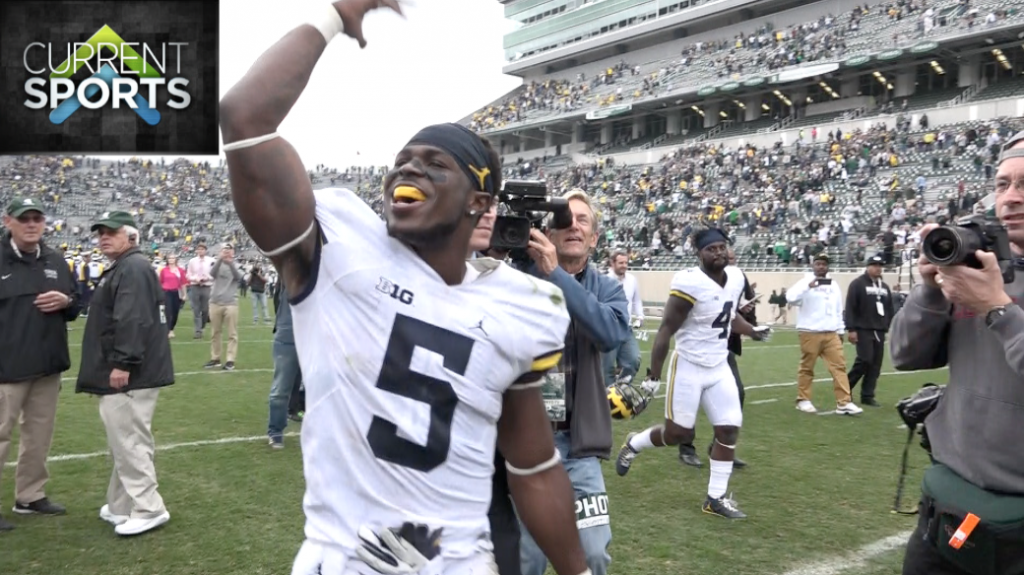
left=99, top=389, right=166, bottom=519
left=797, top=331, right=852, bottom=405
left=209, top=303, right=239, bottom=363
left=0, top=374, right=61, bottom=505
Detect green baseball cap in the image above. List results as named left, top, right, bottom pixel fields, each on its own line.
left=7, top=197, right=45, bottom=217
left=91, top=210, right=137, bottom=232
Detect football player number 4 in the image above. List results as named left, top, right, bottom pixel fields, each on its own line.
left=367, top=314, right=474, bottom=473
left=711, top=301, right=733, bottom=339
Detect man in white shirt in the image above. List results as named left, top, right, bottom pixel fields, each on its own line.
left=603, top=251, right=643, bottom=385
left=185, top=243, right=215, bottom=339
left=785, top=254, right=863, bottom=415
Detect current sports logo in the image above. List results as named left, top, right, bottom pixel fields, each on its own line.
left=22, top=25, right=191, bottom=125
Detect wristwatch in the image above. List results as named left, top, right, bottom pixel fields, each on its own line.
left=985, top=305, right=1008, bottom=328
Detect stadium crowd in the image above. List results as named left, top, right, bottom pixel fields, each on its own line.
left=2, top=115, right=1019, bottom=282
left=469, top=0, right=1024, bottom=133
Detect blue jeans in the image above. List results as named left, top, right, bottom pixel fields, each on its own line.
left=602, top=330, right=641, bottom=385
left=251, top=291, right=270, bottom=322
left=518, top=431, right=612, bottom=575
left=267, top=331, right=301, bottom=440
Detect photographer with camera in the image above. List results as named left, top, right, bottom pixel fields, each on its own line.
left=891, top=132, right=1024, bottom=575
left=514, top=189, right=631, bottom=575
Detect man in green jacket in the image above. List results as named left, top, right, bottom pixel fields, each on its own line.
left=76, top=211, right=174, bottom=537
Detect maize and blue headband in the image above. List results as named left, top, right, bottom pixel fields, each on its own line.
left=406, top=123, right=495, bottom=195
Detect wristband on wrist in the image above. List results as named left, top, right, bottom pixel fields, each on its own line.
left=310, top=4, right=345, bottom=44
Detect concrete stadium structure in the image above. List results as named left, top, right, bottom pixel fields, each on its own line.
left=469, top=0, right=1024, bottom=165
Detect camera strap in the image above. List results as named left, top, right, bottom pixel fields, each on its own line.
left=893, top=424, right=921, bottom=516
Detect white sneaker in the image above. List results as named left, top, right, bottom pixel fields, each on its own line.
left=796, top=400, right=817, bottom=413
left=99, top=505, right=129, bottom=526
left=836, top=402, right=864, bottom=415
left=114, top=511, right=170, bottom=536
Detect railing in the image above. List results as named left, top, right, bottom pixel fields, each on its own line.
left=694, top=124, right=724, bottom=143
left=938, top=82, right=982, bottom=108
left=631, top=133, right=669, bottom=151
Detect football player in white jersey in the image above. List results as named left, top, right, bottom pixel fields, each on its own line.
left=613, top=229, right=770, bottom=519
left=220, top=2, right=591, bottom=575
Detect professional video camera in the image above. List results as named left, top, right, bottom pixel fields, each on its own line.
left=921, top=214, right=1015, bottom=284
left=489, top=180, right=574, bottom=255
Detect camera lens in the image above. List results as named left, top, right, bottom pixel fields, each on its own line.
left=922, top=227, right=962, bottom=265
left=930, top=238, right=956, bottom=261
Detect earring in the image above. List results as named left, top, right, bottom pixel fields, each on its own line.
left=468, top=210, right=479, bottom=216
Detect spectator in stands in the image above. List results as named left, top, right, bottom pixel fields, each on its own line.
left=0, top=198, right=80, bottom=531
left=186, top=244, right=214, bottom=339
left=517, top=189, right=630, bottom=575
left=267, top=282, right=299, bottom=449
left=157, top=254, right=187, bottom=339
left=75, top=211, right=174, bottom=537
left=248, top=264, right=271, bottom=325
left=603, top=250, right=643, bottom=385
left=204, top=243, right=242, bottom=371
left=786, top=254, right=862, bottom=415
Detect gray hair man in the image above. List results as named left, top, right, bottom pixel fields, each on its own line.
left=518, top=189, right=631, bottom=575
left=892, top=131, right=1024, bottom=574
left=0, top=198, right=80, bottom=531
left=75, top=211, right=175, bottom=536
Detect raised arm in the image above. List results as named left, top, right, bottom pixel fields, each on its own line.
left=219, top=0, right=402, bottom=297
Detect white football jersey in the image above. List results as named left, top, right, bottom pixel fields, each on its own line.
left=290, top=188, right=570, bottom=562
left=668, top=265, right=746, bottom=367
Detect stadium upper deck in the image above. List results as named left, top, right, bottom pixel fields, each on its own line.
left=470, top=0, right=1024, bottom=163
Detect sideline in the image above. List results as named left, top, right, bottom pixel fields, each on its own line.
left=60, top=368, right=273, bottom=382
left=3, top=432, right=301, bottom=468
left=653, top=368, right=946, bottom=399
left=778, top=530, right=913, bottom=575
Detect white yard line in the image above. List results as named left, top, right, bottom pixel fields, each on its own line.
left=748, top=398, right=779, bottom=405
left=653, top=369, right=945, bottom=399
left=70, top=339, right=276, bottom=347
left=744, top=369, right=946, bottom=391
left=60, top=368, right=273, bottom=382
left=3, top=432, right=301, bottom=468
left=778, top=530, right=913, bottom=575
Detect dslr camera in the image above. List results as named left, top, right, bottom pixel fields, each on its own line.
left=921, top=214, right=1015, bottom=284
left=490, top=180, right=573, bottom=257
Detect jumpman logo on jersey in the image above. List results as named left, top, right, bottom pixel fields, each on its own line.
left=469, top=318, right=488, bottom=337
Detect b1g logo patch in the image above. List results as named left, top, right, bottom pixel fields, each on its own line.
left=575, top=493, right=609, bottom=529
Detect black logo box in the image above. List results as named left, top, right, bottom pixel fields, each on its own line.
left=0, top=0, right=219, bottom=155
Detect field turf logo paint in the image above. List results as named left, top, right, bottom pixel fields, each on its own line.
left=22, top=25, right=191, bottom=125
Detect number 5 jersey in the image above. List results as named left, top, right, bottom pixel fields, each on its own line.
left=289, top=188, right=571, bottom=561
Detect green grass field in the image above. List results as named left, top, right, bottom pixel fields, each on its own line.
left=0, top=302, right=943, bottom=575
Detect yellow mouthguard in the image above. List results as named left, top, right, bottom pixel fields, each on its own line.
left=393, top=186, right=426, bottom=202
